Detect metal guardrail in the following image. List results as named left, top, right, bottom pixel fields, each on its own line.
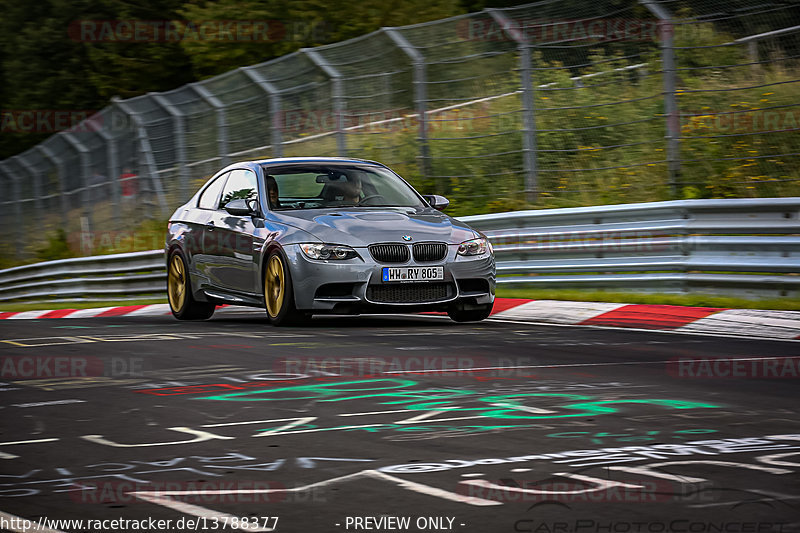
left=0, top=250, right=165, bottom=302
left=466, top=198, right=800, bottom=299
left=1, top=199, right=798, bottom=302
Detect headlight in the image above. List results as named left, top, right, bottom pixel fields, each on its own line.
left=457, top=237, right=491, bottom=256
left=300, top=243, right=359, bottom=260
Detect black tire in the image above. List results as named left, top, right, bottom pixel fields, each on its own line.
left=263, top=249, right=308, bottom=326
left=447, top=302, right=493, bottom=323
left=167, top=250, right=216, bottom=320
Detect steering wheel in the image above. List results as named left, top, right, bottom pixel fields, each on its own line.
left=357, top=194, right=384, bottom=205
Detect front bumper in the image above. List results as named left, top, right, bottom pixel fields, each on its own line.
left=283, top=243, right=495, bottom=314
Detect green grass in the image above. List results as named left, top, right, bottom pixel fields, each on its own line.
left=495, top=288, right=800, bottom=311
left=0, top=298, right=167, bottom=313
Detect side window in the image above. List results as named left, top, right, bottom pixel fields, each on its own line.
left=197, top=173, right=227, bottom=210
left=219, top=169, right=259, bottom=210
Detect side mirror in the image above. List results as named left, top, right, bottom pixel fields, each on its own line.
left=225, top=198, right=256, bottom=216
left=423, top=194, right=449, bottom=211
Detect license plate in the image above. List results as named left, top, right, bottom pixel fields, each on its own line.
left=382, top=266, right=444, bottom=282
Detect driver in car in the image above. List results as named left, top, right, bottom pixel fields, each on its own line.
left=340, top=174, right=362, bottom=204
left=266, top=175, right=280, bottom=209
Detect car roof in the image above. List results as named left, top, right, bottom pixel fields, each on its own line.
left=214, top=157, right=388, bottom=176
left=253, top=157, right=385, bottom=166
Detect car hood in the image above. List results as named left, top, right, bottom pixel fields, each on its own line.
left=271, top=207, right=478, bottom=247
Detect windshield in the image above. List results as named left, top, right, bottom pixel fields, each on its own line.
left=261, top=164, right=427, bottom=211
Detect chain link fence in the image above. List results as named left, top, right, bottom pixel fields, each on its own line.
left=1, top=0, right=798, bottom=261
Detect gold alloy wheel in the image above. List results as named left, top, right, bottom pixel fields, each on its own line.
left=167, top=255, right=186, bottom=312
left=265, top=255, right=285, bottom=318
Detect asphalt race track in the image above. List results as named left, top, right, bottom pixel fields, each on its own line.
left=0, top=312, right=799, bottom=533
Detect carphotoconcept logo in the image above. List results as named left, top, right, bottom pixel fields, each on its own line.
left=512, top=519, right=786, bottom=533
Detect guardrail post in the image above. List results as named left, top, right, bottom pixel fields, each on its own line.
left=191, top=83, right=230, bottom=167
left=384, top=28, right=433, bottom=187
left=140, top=94, right=190, bottom=198
left=240, top=67, right=284, bottom=157
left=38, top=145, right=69, bottom=228
left=61, top=132, right=93, bottom=231
left=302, top=49, right=347, bottom=156
left=640, top=0, right=680, bottom=197
left=486, top=10, right=538, bottom=203
left=0, top=164, right=24, bottom=257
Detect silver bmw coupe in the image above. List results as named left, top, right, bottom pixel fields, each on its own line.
left=166, top=157, right=495, bottom=325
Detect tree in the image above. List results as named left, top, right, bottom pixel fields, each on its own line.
left=0, top=0, right=194, bottom=158
left=178, top=0, right=465, bottom=79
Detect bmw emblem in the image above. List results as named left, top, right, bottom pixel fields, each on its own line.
left=402, top=235, right=412, bottom=241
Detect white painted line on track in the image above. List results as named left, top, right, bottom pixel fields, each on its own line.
left=0, top=437, right=60, bottom=446
left=487, top=317, right=800, bottom=343
left=201, top=417, right=314, bottom=428
left=131, top=493, right=275, bottom=532
left=132, top=469, right=501, bottom=511
left=0, top=438, right=60, bottom=459
left=382, top=355, right=800, bottom=374
left=252, top=424, right=387, bottom=437
left=338, top=410, right=411, bottom=417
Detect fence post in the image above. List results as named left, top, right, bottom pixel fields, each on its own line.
left=0, top=168, right=11, bottom=258
left=38, top=145, right=69, bottom=228
left=61, top=132, right=93, bottom=231
left=136, top=122, right=169, bottom=216
left=191, top=83, right=230, bottom=167
left=384, top=28, right=433, bottom=187
left=0, top=163, right=23, bottom=258
left=240, top=67, right=284, bottom=157
left=92, top=114, right=121, bottom=229
left=486, top=10, right=538, bottom=203
left=141, top=94, right=190, bottom=198
left=302, top=49, right=346, bottom=156
left=735, top=26, right=800, bottom=74
left=14, top=155, right=43, bottom=212
left=110, top=99, right=168, bottom=216
left=640, top=0, right=680, bottom=197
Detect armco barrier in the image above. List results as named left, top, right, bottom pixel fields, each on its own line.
left=467, top=198, right=800, bottom=299
left=0, top=199, right=798, bottom=302
left=0, top=250, right=165, bottom=302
